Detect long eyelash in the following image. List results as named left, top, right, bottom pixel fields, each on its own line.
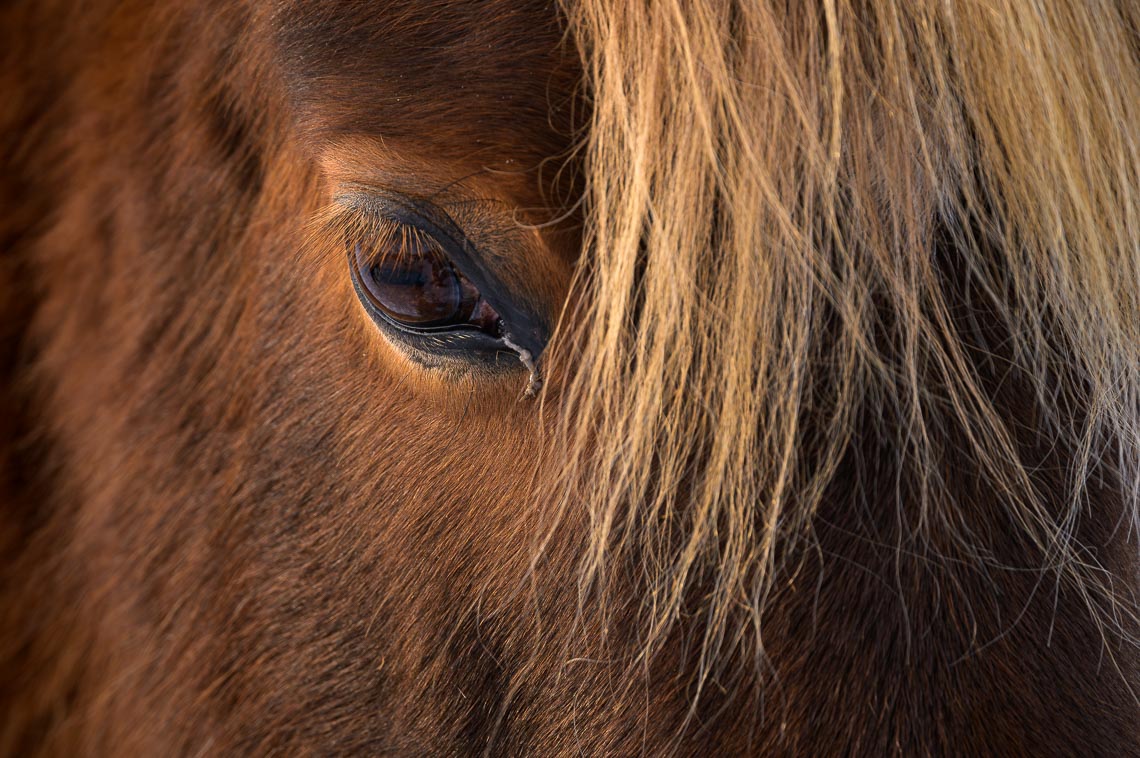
left=349, top=217, right=435, bottom=268
left=312, top=203, right=435, bottom=270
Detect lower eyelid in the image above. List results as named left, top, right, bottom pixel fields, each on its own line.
left=363, top=309, right=522, bottom=373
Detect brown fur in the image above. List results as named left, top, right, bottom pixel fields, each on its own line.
left=2, top=1, right=1138, bottom=755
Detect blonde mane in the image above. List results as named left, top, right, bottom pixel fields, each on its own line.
left=549, top=0, right=1140, bottom=688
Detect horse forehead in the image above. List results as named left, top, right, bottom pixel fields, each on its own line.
left=270, top=0, right=575, bottom=162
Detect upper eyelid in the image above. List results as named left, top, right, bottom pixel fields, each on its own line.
left=333, top=190, right=476, bottom=257
left=333, top=184, right=516, bottom=231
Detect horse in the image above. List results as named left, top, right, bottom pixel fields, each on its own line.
left=2, top=0, right=1138, bottom=754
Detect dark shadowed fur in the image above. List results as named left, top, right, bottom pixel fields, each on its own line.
left=2, top=1, right=1138, bottom=755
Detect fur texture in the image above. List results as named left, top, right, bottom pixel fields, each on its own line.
left=2, top=1, right=1138, bottom=755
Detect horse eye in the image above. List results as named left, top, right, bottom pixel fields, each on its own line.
left=349, top=230, right=502, bottom=334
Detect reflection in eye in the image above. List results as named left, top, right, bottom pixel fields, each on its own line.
left=349, top=224, right=502, bottom=334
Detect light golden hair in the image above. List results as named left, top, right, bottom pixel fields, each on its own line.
left=546, top=0, right=1140, bottom=687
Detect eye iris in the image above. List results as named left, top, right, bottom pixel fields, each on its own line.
left=356, top=238, right=468, bottom=325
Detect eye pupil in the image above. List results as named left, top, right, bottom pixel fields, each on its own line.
left=350, top=231, right=498, bottom=333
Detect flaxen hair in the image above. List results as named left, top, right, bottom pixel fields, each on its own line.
left=548, top=0, right=1140, bottom=693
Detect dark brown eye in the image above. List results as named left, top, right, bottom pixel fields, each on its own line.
left=350, top=229, right=502, bottom=333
